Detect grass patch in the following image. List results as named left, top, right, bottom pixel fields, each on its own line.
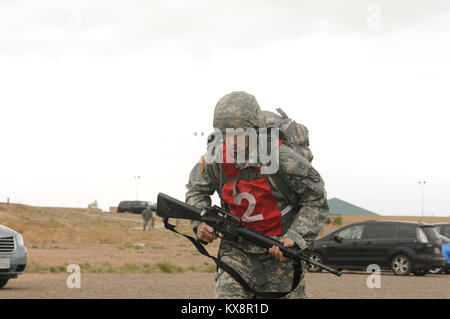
left=186, top=263, right=217, bottom=273
left=27, top=262, right=69, bottom=273
left=25, top=261, right=217, bottom=274
left=155, top=261, right=184, bottom=273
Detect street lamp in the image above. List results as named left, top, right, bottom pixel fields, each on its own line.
left=134, top=176, right=141, bottom=200
left=193, top=131, right=204, bottom=157
left=418, top=181, right=426, bottom=217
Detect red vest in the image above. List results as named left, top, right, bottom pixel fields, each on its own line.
left=220, top=141, right=283, bottom=236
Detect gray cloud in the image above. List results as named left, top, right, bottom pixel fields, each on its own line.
left=1, top=0, right=450, bottom=57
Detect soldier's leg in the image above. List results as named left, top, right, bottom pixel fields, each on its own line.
left=262, top=256, right=307, bottom=299
left=285, top=274, right=307, bottom=299
left=214, top=269, right=253, bottom=299
left=214, top=242, right=255, bottom=299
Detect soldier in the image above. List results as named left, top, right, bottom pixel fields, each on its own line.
left=186, top=91, right=329, bottom=299
left=142, top=206, right=153, bottom=232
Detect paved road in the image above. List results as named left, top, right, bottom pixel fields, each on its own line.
left=1, top=271, right=449, bottom=299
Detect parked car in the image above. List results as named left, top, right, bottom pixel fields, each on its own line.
left=117, top=201, right=155, bottom=214
left=429, top=223, right=450, bottom=274
left=0, top=224, right=27, bottom=289
left=307, top=220, right=445, bottom=276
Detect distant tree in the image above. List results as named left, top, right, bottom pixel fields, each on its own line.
left=88, top=200, right=99, bottom=209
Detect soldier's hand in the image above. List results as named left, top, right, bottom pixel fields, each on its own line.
left=269, top=237, right=295, bottom=262
left=196, top=222, right=217, bottom=244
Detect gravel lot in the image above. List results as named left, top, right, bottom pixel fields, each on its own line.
left=1, top=271, right=448, bottom=299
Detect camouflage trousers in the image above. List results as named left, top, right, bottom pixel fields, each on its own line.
left=214, top=240, right=307, bottom=299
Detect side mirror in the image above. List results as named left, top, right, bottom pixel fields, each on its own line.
left=333, top=235, right=343, bottom=243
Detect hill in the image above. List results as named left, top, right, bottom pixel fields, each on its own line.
left=328, top=198, right=378, bottom=215
left=0, top=203, right=219, bottom=274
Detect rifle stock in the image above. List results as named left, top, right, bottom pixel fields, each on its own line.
left=157, top=193, right=202, bottom=221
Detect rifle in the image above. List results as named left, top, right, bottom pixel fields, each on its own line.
left=156, top=192, right=342, bottom=277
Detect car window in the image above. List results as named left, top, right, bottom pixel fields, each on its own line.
left=367, top=224, right=397, bottom=239
left=421, top=226, right=439, bottom=242
left=398, top=224, right=417, bottom=238
left=336, top=224, right=365, bottom=240
left=442, top=226, right=450, bottom=238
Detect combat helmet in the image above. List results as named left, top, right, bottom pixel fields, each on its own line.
left=213, top=91, right=264, bottom=132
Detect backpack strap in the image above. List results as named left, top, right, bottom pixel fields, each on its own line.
left=267, top=169, right=299, bottom=207
left=206, top=161, right=220, bottom=195
left=206, top=161, right=227, bottom=208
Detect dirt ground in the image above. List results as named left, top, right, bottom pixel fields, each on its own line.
left=1, top=203, right=449, bottom=299
left=1, top=270, right=449, bottom=299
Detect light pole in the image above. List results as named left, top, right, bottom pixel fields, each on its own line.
left=418, top=181, right=426, bottom=217
left=193, top=131, right=204, bottom=157
left=134, top=176, right=141, bottom=200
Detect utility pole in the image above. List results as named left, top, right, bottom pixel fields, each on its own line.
left=193, top=131, right=204, bottom=158
left=418, top=181, right=426, bottom=217
left=134, top=176, right=141, bottom=200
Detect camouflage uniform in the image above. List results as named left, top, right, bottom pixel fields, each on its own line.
left=262, top=110, right=314, bottom=163
left=186, top=92, right=329, bottom=299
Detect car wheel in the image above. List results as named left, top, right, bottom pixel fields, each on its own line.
left=0, top=279, right=9, bottom=289
left=306, top=252, right=323, bottom=273
left=413, top=269, right=428, bottom=276
left=428, top=267, right=442, bottom=274
left=391, top=255, right=412, bottom=276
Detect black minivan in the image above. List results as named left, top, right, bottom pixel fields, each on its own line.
left=308, top=220, right=446, bottom=276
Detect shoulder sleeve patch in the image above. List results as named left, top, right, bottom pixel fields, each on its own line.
left=307, top=168, right=321, bottom=183
left=198, top=155, right=205, bottom=174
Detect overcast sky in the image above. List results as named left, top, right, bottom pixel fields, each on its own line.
left=0, top=0, right=449, bottom=216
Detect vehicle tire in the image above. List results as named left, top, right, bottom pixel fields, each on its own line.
left=413, top=269, right=428, bottom=276
left=391, top=255, right=412, bottom=276
left=306, top=252, right=323, bottom=273
left=428, top=267, right=442, bottom=274
left=0, top=279, right=9, bottom=289
left=445, top=268, right=450, bottom=275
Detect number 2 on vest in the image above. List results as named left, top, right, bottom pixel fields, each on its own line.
left=234, top=192, right=264, bottom=223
